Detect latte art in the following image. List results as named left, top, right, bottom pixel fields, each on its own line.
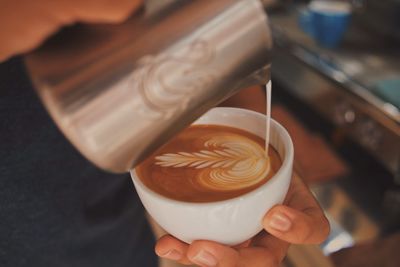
left=155, top=135, right=270, bottom=191
left=136, top=125, right=281, bottom=202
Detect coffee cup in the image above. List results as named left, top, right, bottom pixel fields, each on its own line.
left=130, top=107, right=294, bottom=245
left=299, top=0, right=352, bottom=48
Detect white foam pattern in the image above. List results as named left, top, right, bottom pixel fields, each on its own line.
left=155, top=134, right=270, bottom=191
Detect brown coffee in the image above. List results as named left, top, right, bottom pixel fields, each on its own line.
left=136, top=124, right=282, bottom=202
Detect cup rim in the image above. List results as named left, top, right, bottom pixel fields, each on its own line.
left=130, top=107, right=294, bottom=207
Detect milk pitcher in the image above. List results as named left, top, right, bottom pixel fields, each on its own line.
left=24, top=0, right=273, bottom=172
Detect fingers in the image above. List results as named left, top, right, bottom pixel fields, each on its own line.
left=236, top=247, right=280, bottom=267
left=186, top=236, right=288, bottom=267
left=155, top=235, right=192, bottom=265
left=186, top=240, right=238, bottom=267
left=252, top=231, right=290, bottom=262
left=284, top=174, right=321, bottom=212
left=263, top=205, right=329, bottom=244
left=0, top=0, right=143, bottom=61
left=157, top=233, right=289, bottom=267
left=232, top=239, right=252, bottom=249
left=263, top=175, right=330, bottom=244
left=156, top=174, right=329, bottom=266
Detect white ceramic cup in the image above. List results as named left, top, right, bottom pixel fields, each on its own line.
left=130, top=107, right=294, bottom=245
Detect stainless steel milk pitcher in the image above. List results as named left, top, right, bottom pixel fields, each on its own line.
left=24, top=0, right=273, bottom=172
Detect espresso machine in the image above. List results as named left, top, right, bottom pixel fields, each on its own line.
left=24, top=0, right=274, bottom=173
left=266, top=0, right=400, bottom=247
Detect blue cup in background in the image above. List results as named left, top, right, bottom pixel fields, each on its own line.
left=299, top=1, right=352, bottom=48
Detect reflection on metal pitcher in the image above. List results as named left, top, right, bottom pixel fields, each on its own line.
left=133, top=40, right=217, bottom=119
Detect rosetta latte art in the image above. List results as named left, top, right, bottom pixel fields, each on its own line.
left=155, top=134, right=270, bottom=191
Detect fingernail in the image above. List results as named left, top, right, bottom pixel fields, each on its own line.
left=160, top=249, right=182, bottom=261
left=191, top=250, right=217, bottom=267
left=269, top=212, right=292, bottom=232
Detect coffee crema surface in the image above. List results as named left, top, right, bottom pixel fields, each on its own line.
left=136, top=125, right=282, bottom=202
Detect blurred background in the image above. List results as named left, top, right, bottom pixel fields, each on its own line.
left=161, top=0, right=400, bottom=266
left=224, top=0, right=400, bottom=266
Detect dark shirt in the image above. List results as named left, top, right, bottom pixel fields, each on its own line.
left=0, top=58, right=157, bottom=267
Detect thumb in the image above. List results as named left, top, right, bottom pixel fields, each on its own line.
left=263, top=205, right=330, bottom=244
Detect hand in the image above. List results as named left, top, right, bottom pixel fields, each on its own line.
left=0, top=0, right=142, bottom=61
left=155, top=174, right=330, bottom=266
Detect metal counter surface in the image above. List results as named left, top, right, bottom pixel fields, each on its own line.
left=270, top=9, right=400, bottom=123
